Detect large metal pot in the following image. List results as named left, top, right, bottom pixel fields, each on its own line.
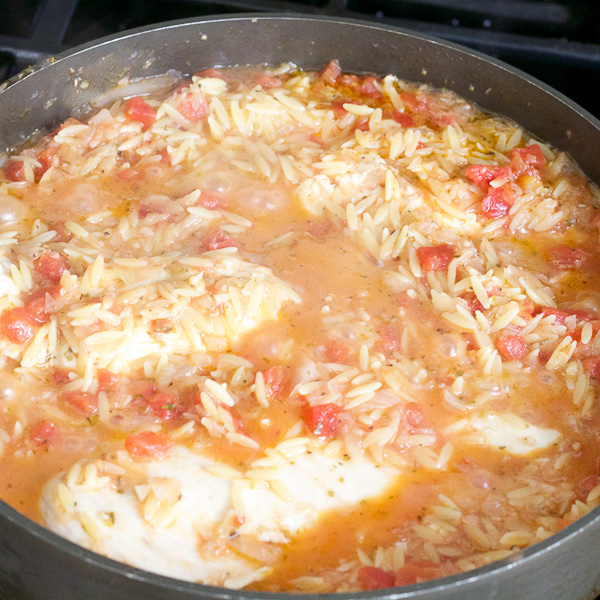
left=1, top=14, right=600, bottom=600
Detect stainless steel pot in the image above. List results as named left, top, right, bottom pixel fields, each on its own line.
left=1, top=14, right=600, bottom=600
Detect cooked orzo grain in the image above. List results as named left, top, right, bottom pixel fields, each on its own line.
left=1, top=60, right=600, bottom=592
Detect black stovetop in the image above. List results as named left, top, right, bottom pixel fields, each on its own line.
left=1, top=0, right=600, bottom=120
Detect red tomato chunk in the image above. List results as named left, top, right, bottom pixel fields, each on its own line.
left=390, top=110, right=415, bottom=128
left=416, top=244, right=454, bottom=272
left=582, top=356, right=600, bottom=379
left=53, top=369, right=71, bottom=385
left=97, top=369, right=119, bottom=392
left=24, top=286, right=58, bottom=324
left=177, top=92, right=208, bottom=121
left=357, top=566, right=395, bottom=591
left=253, top=74, right=282, bottom=89
left=480, top=183, right=515, bottom=219
left=320, top=60, right=341, bottom=85
left=64, top=391, right=98, bottom=416
left=262, top=366, right=287, bottom=398
left=465, top=165, right=511, bottom=189
left=380, top=324, right=403, bottom=354
left=539, top=306, right=596, bottom=325
left=36, top=147, right=58, bottom=179
left=4, top=160, right=26, bottom=182
left=34, top=251, right=67, bottom=282
left=198, top=190, right=227, bottom=209
left=324, top=338, right=352, bottom=363
left=29, top=420, right=57, bottom=446
left=577, top=475, right=599, bottom=501
left=147, top=392, right=182, bottom=420
left=124, top=96, right=157, bottom=129
left=495, top=334, right=528, bottom=361
left=125, top=431, right=173, bottom=459
left=509, top=144, right=546, bottom=177
left=304, top=403, right=341, bottom=438
left=202, top=230, right=238, bottom=251
left=547, top=244, right=586, bottom=269
left=0, top=307, right=37, bottom=344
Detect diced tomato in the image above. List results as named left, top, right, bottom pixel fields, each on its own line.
left=429, top=109, right=455, bottom=127
left=254, top=74, right=282, bottom=89
left=53, top=369, right=71, bottom=385
left=480, top=183, right=515, bottom=219
left=380, top=324, right=403, bottom=354
left=464, top=292, right=484, bottom=315
left=400, top=91, right=428, bottom=113
left=463, top=332, right=480, bottom=351
left=354, top=118, right=370, bottom=132
left=357, top=566, right=395, bottom=591
left=35, top=147, right=58, bottom=180
left=64, top=391, right=98, bottom=416
left=262, top=366, right=287, bottom=399
left=52, top=221, right=73, bottom=242
left=416, top=244, right=454, bottom=272
left=177, top=92, right=208, bottom=121
left=465, top=165, right=510, bottom=189
left=195, top=69, right=228, bottom=81
left=97, top=369, right=119, bottom=392
left=34, top=251, right=67, bottom=283
left=124, top=96, right=156, bottom=129
left=116, top=168, right=142, bottom=181
left=128, top=379, right=157, bottom=400
left=304, top=403, right=341, bottom=438
left=198, top=190, right=227, bottom=209
left=338, top=74, right=361, bottom=89
left=24, top=298, right=49, bottom=324
left=24, top=285, right=58, bottom=324
left=3, top=160, right=26, bottom=182
left=202, top=230, right=238, bottom=251
left=0, top=307, right=37, bottom=344
left=324, top=338, right=352, bottom=363
left=146, top=391, right=182, bottom=420
left=519, top=300, right=535, bottom=321
left=390, top=110, right=415, bottom=128
left=547, top=244, right=586, bottom=270
left=361, top=76, right=382, bottom=98
left=29, top=420, right=57, bottom=446
left=125, top=431, right=173, bottom=459
left=394, top=560, right=439, bottom=586
left=495, top=334, right=528, bottom=361
left=321, top=60, right=341, bottom=85
left=577, top=475, right=599, bottom=501
left=538, top=306, right=596, bottom=325
left=509, top=144, right=546, bottom=177
left=228, top=407, right=247, bottom=434
left=331, top=98, right=359, bottom=119
left=582, top=356, right=600, bottom=379
left=406, top=405, right=425, bottom=428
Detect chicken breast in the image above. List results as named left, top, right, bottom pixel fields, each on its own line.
left=40, top=445, right=398, bottom=588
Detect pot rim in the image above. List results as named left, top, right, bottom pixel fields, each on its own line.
left=2, top=12, right=600, bottom=598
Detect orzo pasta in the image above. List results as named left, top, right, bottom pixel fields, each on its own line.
left=1, top=60, right=600, bottom=592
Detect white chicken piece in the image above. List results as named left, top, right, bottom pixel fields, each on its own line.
left=468, top=412, right=561, bottom=456
left=40, top=446, right=398, bottom=589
